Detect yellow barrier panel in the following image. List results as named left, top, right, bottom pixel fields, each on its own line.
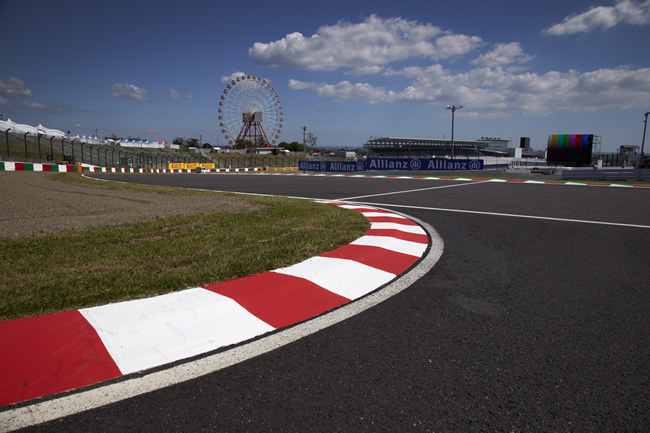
left=168, top=163, right=184, bottom=170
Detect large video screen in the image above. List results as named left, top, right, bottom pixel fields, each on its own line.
left=546, top=134, right=593, bottom=166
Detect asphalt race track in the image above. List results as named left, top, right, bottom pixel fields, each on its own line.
left=17, top=173, right=650, bottom=432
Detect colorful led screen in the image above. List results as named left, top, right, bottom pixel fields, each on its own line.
left=546, top=134, right=593, bottom=166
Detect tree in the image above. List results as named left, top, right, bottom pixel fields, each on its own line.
left=234, top=139, right=254, bottom=149
left=281, top=141, right=303, bottom=152
left=186, top=137, right=200, bottom=148
left=307, top=132, right=317, bottom=150
left=173, top=137, right=184, bottom=145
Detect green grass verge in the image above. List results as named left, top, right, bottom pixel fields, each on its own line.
left=0, top=174, right=370, bottom=321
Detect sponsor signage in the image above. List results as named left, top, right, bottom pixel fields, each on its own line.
left=167, top=163, right=215, bottom=170
left=300, top=158, right=484, bottom=172
left=367, top=158, right=484, bottom=171
left=299, top=160, right=366, bottom=172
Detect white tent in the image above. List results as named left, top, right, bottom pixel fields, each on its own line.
left=0, top=118, right=17, bottom=132
left=36, top=124, right=65, bottom=138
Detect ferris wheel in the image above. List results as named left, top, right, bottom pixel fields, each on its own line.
left=218, top=74, right=283, bottom=147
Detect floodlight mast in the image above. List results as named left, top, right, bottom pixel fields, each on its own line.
left=446, top=105, right=463, bottom=159
left=641, top=111, right=649, bottom=168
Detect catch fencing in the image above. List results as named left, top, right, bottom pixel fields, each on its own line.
left=1, top=131, right=212, bottom=169
left=0, top=131, right=304, bottom=169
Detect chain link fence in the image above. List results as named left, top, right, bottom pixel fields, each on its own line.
left=0, top=131, right=219, bottom=169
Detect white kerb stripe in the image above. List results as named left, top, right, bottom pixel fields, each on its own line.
left=80, top=288, right=274, bottom=375
left=351, top=235, right=428, bottom=257
left=360, top=212, right=407, bottom=219
left=332, top=204, right=378, bottom=210
left=272, top=256, right=395, bottom=300
left=370, top=222, right=426, bottom=234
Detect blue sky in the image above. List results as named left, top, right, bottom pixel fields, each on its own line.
left=1, top=0, right=649, bottom=151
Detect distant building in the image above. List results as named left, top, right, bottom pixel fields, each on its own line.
left=363, top=136, right=544, bottom=159
left=364, top=136, right=502, bottom=157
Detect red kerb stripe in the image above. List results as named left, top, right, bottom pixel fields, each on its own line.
left=0, top=311, right=121, bottom=406
left=365, top=228, right=428, bottom=244
left=204, top=272, right=349, bottom=328
left=320, top=244, right=419, bottom=275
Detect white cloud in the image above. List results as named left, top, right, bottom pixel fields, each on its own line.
left=164, top=89, right=192, bottom=99
left=346, top=66, right=385, bottom=76
left=290, top=64, right=650, bottom=115
left=111, top=83, right=148, bottom=101
left=249, top=15, right=482, bottom=71
left=287, top=79, right=312, bottom=90
left=22, top=101, right=48, bottom=110
left=544, top=0, right=650, bottom=35
left=221, top=72, right=247, bottom=83
left=22, top=100, right=65, bottom=112
left=433, top=34, right=483, bottom=58
left=472, top=42, right=533, bottom=67
left=0, top=77, right=32, bottom=97
left=289, top=79, right=387, bottom=103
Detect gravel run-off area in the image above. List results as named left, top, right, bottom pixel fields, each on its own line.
left=0, top=172, right=259, bottom=239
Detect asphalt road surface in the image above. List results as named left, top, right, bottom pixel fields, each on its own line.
left=19, top=173, right=650, bottom=432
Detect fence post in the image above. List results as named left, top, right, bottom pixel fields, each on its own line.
left=37, top=133, right=42, bottom=160
left=49, top=136, right=54, bottom=159
left=23, top=132, right=29, bottom=158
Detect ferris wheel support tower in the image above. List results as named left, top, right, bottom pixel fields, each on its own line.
left=239, top=111, right=271, bottom=147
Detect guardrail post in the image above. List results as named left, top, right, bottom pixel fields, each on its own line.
left=23, top=132, right=29, bottom=158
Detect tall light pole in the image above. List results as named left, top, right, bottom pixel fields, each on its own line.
left=446, top=105, right=462, bottom=159
left=302, top=126, right=307, bottom=160
left=640, top=111, right=649, bottom=168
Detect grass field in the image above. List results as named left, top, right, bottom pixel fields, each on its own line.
left=0, top=174, right=369, bottom=321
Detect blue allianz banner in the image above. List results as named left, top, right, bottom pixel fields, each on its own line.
left=299, top=158, right=484, bottom=173
left=366, top=158, right=484, bottom=171
left=299, top=160, right=366, bottom=172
